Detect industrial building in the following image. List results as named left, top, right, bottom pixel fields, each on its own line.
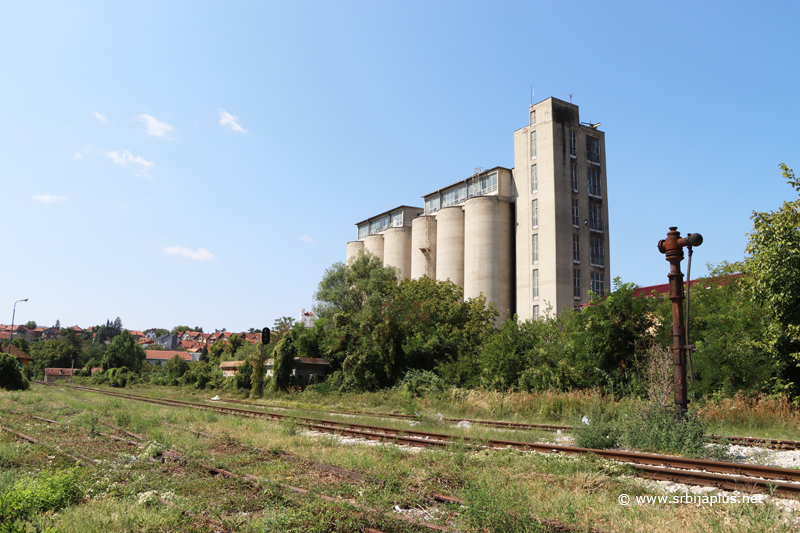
left=345, top=97, right=610, bottom=321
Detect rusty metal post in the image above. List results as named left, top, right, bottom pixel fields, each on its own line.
left=657, top=227, right=702, bottom=417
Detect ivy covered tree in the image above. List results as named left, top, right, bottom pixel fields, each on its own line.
left=0, top=352, right=29, bottom=391
left=102, top=331, right=145, bottom=371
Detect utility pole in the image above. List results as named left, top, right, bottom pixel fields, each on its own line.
left=658, top=227, right=702, bottom=416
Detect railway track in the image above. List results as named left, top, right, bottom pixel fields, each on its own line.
left=50, top=384, right=800, bottom=498
left=201, top=393, right=800, bottom=451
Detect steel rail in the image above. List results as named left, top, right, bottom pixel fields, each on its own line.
left=59, top=385, right=800, bottom=497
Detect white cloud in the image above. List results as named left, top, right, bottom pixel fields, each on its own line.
left=105, top=149, right=154, bottom=179
left=299, top=236, right=314, bottom=243
left=219, top=109, right=245, bottom=132
left=74, top=152, right=82, bottom=159
left=92, top=111, right=107, bottom=122
left=33, top=194, right=66, bottom=204
left=164, top=246, right=216, bottom=261
left=138, top=114, right=175, bottom=138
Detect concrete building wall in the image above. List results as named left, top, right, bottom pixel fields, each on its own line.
left=346, top=240, right=365, bottom=264
left=410, top=215, right=437, bottom=279
left=383, top=226, right=412, bottom=279
left=513, top=97, right=609, bottom=319
left=363, top=234, right=385, bottom=263
left=435, top=206, right=465, bottom=286
left=463, top=196, right=513, bottom=319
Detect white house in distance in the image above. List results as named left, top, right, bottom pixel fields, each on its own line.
left=299, top=309, right=317, bottom=328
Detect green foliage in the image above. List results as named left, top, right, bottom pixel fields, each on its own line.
left=270, top=328, right=299, bottom=392
left=1, top=338, right=30, bottom=357
left=743, top=163, right=800, bottom=390
left=623, top=404, right=716, bottom=458
left=180, top=362, right=223, bottom=390
left=399, top=369, right=446, bottom=398
left=0, top=353, right=29, bottom=391
left=686, top=263, right=779, bottom=398
left=23, top=321, right=36, bottom=330
left=29, top=339, right=79, bottom=379
left=164, top=354, right=189, bottom=380
left=235, top=358, right=252, bottom=392
left=0, top=469, right=82, bottom=526
left=105, top=367, right=131, bottom=387
left=572, top=403, right=622, bottom=450
left=271, top=316, right=295, bottom=344
left=101, top=330, right=145, bottom=372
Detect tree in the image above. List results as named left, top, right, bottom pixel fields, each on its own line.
left=29, top=340, right=79, bottom=379
left=312, top=253, right=398, bottom=320
left=0, top=353, right=29, bottom=391
left=271, top=317, right=295, bottom=344
left=171, top=325, right=191, bottom=335
left=742, top=164, right=800, bottom=391
left=24, top=321, right=36, bottom=330
left=165, top=354, right=189, bottom=380
left=744, top=164, right=800, bottom=334
left=54, top=319, right=60, bottom=329
left=270, top=329, right=298, bottom=392
left=102, top=331, right=145, bottom=372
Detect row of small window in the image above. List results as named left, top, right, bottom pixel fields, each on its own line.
left=357, top=212, right=404, bottom=239
left=531, top=163, right=601, bottom=197
left=531, top=270, right=605, bottom=300
left=574, top=270, right=606, bottom=298
left=530, top=233, right=603, bottom=266
left=531, top=130, right=600, bottom=164
left=423, top=172, right=498, bottom=215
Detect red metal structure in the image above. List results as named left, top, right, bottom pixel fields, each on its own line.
left=657, top=227, right=702, bottom=416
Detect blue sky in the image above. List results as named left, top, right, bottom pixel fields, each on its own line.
left=2, top=1, right=798, bottom=332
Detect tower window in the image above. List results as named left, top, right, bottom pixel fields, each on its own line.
left=570, top=130, right=577, bottom=158
left=586, top=136, right=600, bottom=164
left=588, top=167, right=602, bottom=197
left=358, top=223, right=369, bottom=239
left=590, top=236, right=604, bottom=267
left=591, top=272, right=605, bottom=296
left=531, top=164, right=538, bottom=193
left=530, top=131, right=537, bottom=159
left=533, top=269, right=539, bottom=299
left=532, top=199, right=538, bottom=228
left=574, top=269, right=581, bottom=299
left=533, top=305, right=539, bottom=320
left=589, top=202, right=603, bottom=231
left=530, top=110, right=536, bottom=125
left=573, top=234, right=580, bottom=262
left=572, top=199, right=579, bottom=227
left=532, top=234, right=538, bottom=263
left=571, top=163, right=578, bottom=193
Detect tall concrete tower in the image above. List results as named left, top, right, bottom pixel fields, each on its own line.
left=513, top=97, right=610, bottom=320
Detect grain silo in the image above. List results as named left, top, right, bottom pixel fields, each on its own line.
left=383, top=226, right=412, bottom=279
left=410, top=215, right=437, bottom=279
left=363, top=234, right=385, bottom=263
left=346, top=241, right=365, bottom=264
left=434, top=206, right=465, bottom=287
left=463, top=196, right=513, bottom=318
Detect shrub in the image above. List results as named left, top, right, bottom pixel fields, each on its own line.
left=572, top=403, right=622, bottom=450
left=623, top=403, right=714, bottom=458
left=0, top=353, right=29, bottom=391
left=399, top=369, right=445, bottom=398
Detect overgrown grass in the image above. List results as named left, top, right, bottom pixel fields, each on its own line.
left=2, top=385, right=799, bottom=532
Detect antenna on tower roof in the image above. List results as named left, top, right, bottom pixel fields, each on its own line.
left=530, top=85, right=533, bottom=106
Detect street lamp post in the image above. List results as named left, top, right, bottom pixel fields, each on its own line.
left=7, top=299, right=28, bottom=353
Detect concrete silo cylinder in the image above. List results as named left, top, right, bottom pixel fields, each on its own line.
left=363, top=234, right=385, bottom=264
left=463, top=196, right=513, bottom=319
left=383, top=226, right=412, bottom=279
left=410, top=216, right=437, bottom=279
left=435, top=206, right=465, bottom=287
left=346, top=241, right=365, bottom=264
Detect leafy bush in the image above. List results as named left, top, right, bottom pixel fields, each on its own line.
left=0, top=469, right=82, bottom=528
left=572, top=403, right=622, bottom=450
left=0, top=353, right=29, bottom=391
left=105, top=367, right=131, bottom=388
left=180, top=362, right=223, bottom=390
left=399, top=369, right=446, bottom=398
left=623, top=403, right=715, bottom=458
